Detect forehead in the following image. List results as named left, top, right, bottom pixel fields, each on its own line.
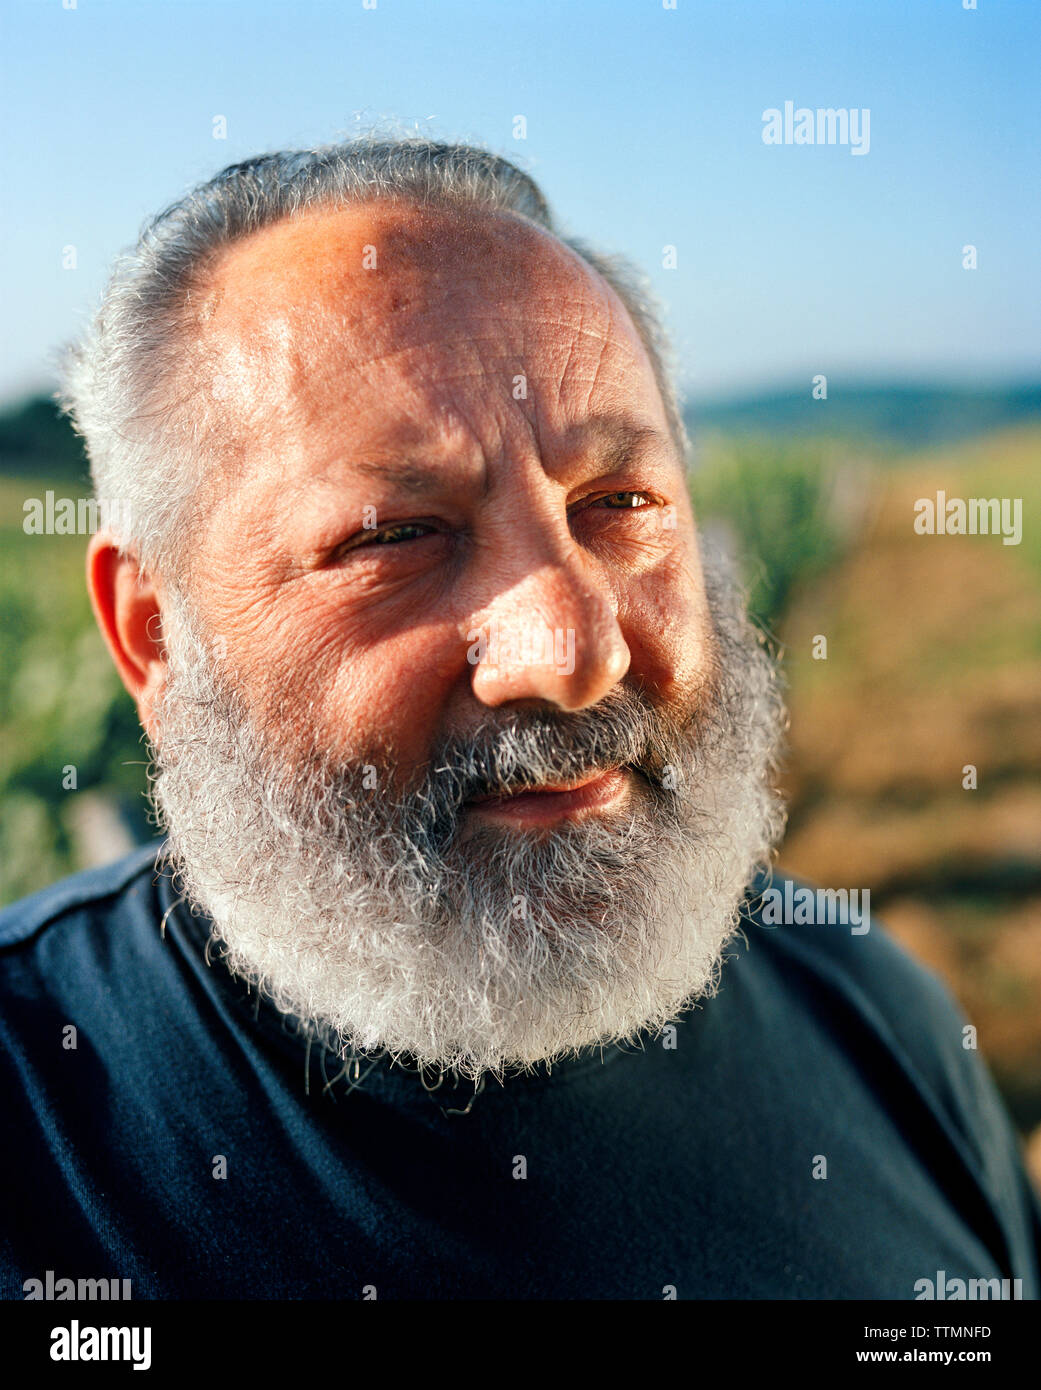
left=189, top=200, right=660, bottom=446
left=200, top=200, right=585, bottom=321
left=199, top=199, right=618, bottom=334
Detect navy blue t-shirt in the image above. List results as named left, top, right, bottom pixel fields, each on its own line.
left=1, top=845, right=1038, bottom=1299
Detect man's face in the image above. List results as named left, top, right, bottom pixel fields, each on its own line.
left=185, top=202, right=712, bottom=804
left=149, top=201, right=785, bottom=1080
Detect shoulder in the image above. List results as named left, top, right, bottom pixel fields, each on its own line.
left=738, top=872, right=967, bottom=1047
left=0, top=843, right=165, bottom=955
left=0, top=842, right=182, bottom=1077
left=734, top=871, right=1028, bottom=1194
left=729, top=873, right=1041, bottom=1283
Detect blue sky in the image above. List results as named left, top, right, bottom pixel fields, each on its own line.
left=1, top=0, right=1038, bottom=404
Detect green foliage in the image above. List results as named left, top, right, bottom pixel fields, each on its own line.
left=688, top=439, right=848, bottom=631
left=1, top=476, right=150, bottom=905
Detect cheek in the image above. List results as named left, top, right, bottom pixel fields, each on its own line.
left=616, top=549, right=714, bottom=701
left=192, top=513, right=458, bottom=765
left=242, top=602, right=463, bottom=767
left=330, top=636, right=460, bottom=762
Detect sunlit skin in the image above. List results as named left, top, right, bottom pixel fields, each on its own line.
left=88, top=200, right=717, bottom=828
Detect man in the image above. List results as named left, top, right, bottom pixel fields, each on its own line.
left=2, top=139, right=1038, bottom=1300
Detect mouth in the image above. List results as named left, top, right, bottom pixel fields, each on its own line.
left=463, top=766, right=632, bottom=828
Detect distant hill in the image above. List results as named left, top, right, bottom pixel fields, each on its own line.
left=0, top=394, right=90, bottom=484
left=686, top=382, right=1041, bottom=450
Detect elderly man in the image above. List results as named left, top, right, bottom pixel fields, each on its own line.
left=1, top=139, right=1038, bottom=1301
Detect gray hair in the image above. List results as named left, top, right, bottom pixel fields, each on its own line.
left=55, top=136, right=688, bottom=580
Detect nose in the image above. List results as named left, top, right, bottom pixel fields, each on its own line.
left=467, top=540, right=631, bottom=712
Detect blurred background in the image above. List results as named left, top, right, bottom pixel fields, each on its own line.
left=1, top=1, right=1038, bottom=1171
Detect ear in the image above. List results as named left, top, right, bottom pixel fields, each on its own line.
left=87, top=531, right=167, bottom=745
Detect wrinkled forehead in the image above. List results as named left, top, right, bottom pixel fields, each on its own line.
left=186, top=200, right=655, bottom=442
left=198, top=200, right=595, bottom=325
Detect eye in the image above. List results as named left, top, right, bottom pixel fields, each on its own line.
left=335, top=521, right=439, bottom=557
left=593, top=490, right=655, bottom=510
left=366, top=522, right=436, bottom=545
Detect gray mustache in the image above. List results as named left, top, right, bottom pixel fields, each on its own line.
left=396, top=686, right=681, bottom=844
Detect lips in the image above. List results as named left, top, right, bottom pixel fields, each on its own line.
left=463, top=767, right=630, bottom=826
left=467, top=767, right=616, bottom=805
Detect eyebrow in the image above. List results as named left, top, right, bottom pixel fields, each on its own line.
left=571, top=418, right=669, bottom=470
left=350, top=456, right=475, bottom=496
left=345, top=417, right=669, bottom=496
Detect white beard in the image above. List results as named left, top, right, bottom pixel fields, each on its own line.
left=150, top=552, right=786, bottom=1082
